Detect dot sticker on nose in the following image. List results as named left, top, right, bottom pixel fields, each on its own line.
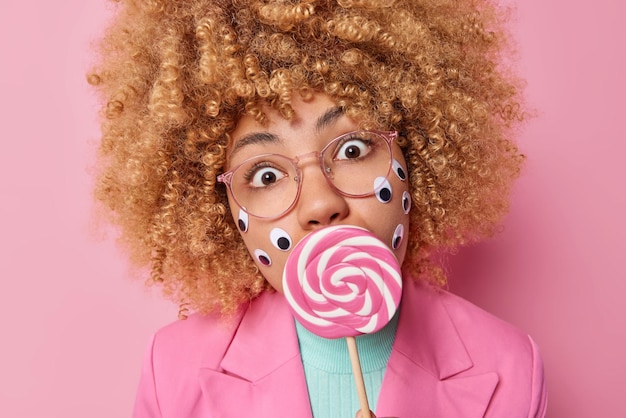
left=392, top=224, right=405, bottom=249
left=402, top=191, right=412, bottom=214
left=374, top=177, right=392, bottom=203
left=393, top=160, right=407, bottom=181
left=254, top=249, right=272, bottom=266
left=238, top=209, right=249, bottom=233
left=270, top=228, right=292, bottom=251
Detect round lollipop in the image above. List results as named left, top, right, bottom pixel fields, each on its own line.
left=282, top=225, right=403, bottom=417
left=282, top=225, right=403, bottom=339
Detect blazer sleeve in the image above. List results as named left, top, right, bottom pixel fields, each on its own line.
left=528, top=335, right=548, bottom=418
left=132, top=334, right=163, bottom=418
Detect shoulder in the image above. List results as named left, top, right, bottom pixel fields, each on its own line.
left=406, top=280, right=537, bottom=360
left=439, top=286, right=534, bottom=351
left=148, top=307, right=244, bottom=371
left=440, top=286, right=548, bottom=416
left=400, top=280, right=548, bottom=416
left=132, top=304, right=249, bottom=417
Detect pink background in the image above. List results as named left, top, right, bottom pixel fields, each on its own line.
left=1, top=0, right=624, bottom=416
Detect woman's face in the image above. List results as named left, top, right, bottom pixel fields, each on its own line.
left=225, top=93, right=411, bottom=292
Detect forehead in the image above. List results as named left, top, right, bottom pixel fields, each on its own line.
left=228, top=94, right=349, bottom=159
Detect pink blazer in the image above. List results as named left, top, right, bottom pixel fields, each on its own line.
left=132, top=280, right=547, bottom=417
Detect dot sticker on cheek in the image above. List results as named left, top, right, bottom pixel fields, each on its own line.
left=270, top=228, right=292, bottom=251
left=393, top=160, right=407, bottom=181
left=238, top=209, right=249, bottom=233
left=374, top=177, right=393, bottom=203
left=402, top=191, right=412, bottom=214
left=254, top=249, right=272, bottom=266
left=392, top=224, right=405, bottom=249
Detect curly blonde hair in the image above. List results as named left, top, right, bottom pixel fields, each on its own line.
left=89, top=0, right=525, bottom=314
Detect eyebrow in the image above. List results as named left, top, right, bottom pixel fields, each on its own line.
left=229, top=132, right=279, bottom=156
left=230, top=106, right=345, bottom=156
left=315, top=106, right=344, bottom=134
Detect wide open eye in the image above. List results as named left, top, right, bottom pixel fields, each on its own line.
left=334, top=137, right=372, bottom=160
left=246, top=165, right=287, bottom=188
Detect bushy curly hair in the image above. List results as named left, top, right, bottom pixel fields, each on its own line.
left=89, top=0, right=525, bottom=315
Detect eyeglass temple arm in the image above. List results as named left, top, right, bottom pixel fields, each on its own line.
left=217, top=171, right=233, bottom=185
left=382, top=131, right=398, bottom=144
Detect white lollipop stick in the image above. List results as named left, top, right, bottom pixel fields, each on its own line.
left=347, top=336, right=371, bottom=417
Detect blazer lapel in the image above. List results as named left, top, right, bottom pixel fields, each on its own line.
left=197, top=281, right=497, bottom=417
left=376, top=281, right=498, bottom=418
left=198, top=291, right=312, bottom=417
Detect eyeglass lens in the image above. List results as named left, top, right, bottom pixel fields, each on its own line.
left=227, top=131, right=393, bottom=218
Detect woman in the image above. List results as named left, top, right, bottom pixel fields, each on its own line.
left=89, top=0, right=547, bottom=416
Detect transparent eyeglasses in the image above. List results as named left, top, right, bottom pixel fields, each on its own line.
left=217, top=130, right=398, bottom=219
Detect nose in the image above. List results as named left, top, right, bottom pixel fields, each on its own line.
left=295, top=164, right=349, bottom=229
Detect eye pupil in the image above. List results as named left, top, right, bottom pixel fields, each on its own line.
left=345, top=145, right=361, bottom=158
left=262, top=171, right=277, bottom=185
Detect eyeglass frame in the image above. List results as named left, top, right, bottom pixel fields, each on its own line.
left=217, top=130, right=399, bottom=219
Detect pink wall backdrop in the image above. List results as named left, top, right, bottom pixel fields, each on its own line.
left=1, top=1, right=624, bottom=417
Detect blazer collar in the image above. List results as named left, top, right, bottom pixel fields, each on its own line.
left=219, top=291, right=300, bottom=380
left=377, top=280, right=499, bottom=417
left=394, top=281, right=473, bottom=379
left=198, top=281, right=498, bottom=417
left=198, top=291, right=313, bottom=417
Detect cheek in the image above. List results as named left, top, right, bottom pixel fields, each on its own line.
left=392, top=159, right=407, bottom=181
left=392, top=224, right=405, bottom=250
left=369, top=167, right=411, bottom=262
left=254, top=249, right=272, bottom=266
left=374, top=177, right=393, bottom=203
left=373, top=158, right=408, bottom=204
left=229, top=195, right=291, bottom=291
left=270, top=228, right=292, bottom=251
left=238, top=209, right=249, bottom=232
left=237, top=221, right=294, bottom=292
left=402, top=191, right=412, bottom=214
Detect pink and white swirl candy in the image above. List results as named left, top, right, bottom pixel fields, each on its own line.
left=282, top=225, right=402, bottom=339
